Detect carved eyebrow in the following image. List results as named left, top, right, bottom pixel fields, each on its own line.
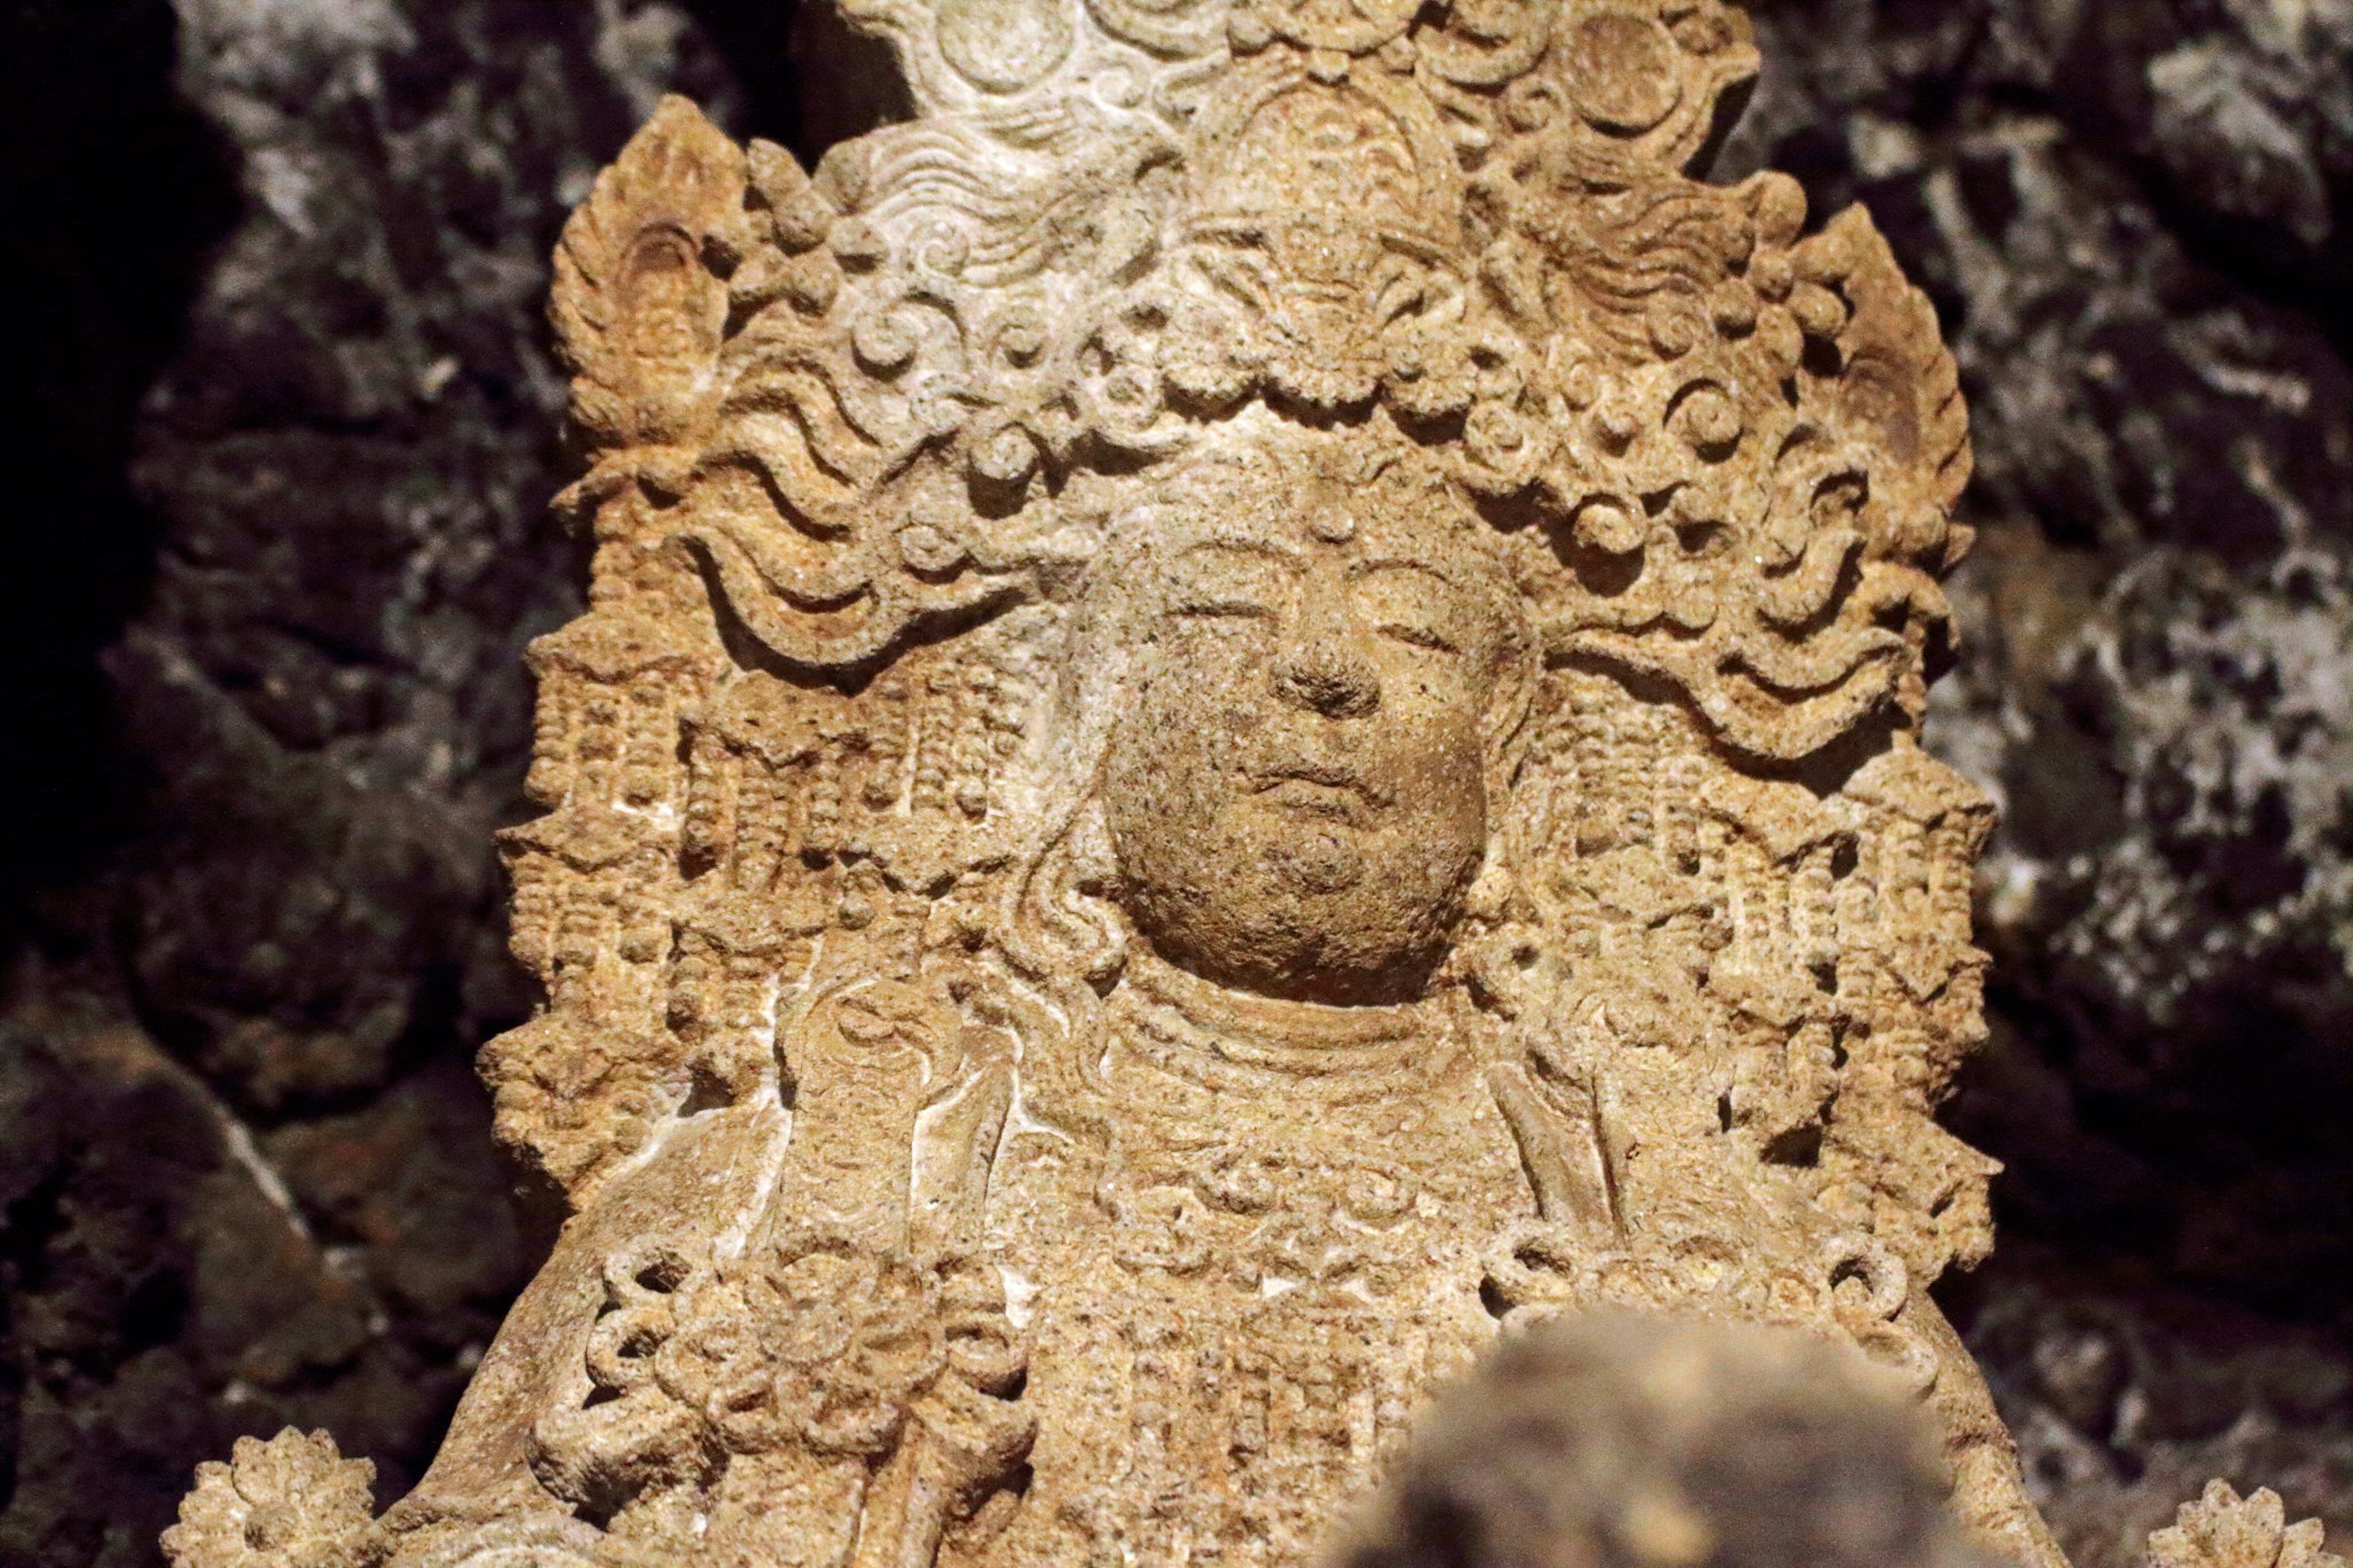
left=1181, top=536, right=1305, bottom=562
left=1351, top=558, right=1519, bottom=650
left=1161, top=540, right=1296, bottom=616
left=1347, top=557, right=1461, bottom=587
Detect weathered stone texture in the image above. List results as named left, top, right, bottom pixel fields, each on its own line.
left=148, top=0, right=2069, bottom=1556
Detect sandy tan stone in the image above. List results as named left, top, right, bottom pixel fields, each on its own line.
left=162, top=2, right=2315, bottom=1566
left=164, top=1430, right=381, bottom=1568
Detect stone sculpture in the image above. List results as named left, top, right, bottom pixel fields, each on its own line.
left=164, top=0, right=2262, bottom=1564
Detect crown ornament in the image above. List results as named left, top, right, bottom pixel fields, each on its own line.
left=553, top=0, right=1967, bottom=763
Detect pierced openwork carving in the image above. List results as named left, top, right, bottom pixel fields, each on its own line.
left=170, top=2, right=2094, bottom=1566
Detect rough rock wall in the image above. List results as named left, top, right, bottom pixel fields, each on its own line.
left=1725, top=0, right=2351, bottom=1302
left=0, top=2, right=2344, bottom=1566
left=1724, top=0, right=2353, bottom=1305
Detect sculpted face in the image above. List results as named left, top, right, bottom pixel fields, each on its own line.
left=1101, top=470, right=1526, bottom=1006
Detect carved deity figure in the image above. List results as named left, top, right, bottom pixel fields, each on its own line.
left=168, top=2, right=2086, bottom=1567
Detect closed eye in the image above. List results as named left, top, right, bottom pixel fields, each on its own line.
left=1164, top=545, right=1294, bottom=620
left=1173, top=597, right=1278, bottom=619
left=1376, top=621, right=1458, bottom=653
left=1354, top=563, right=1479, bottom=657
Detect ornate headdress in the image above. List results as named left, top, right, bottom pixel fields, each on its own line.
left=553, top=0, right=1966, bottom=760
left=514, top=0, right=1993, bottom=1307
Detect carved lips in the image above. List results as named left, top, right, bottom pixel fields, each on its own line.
left=1248, top=760, right=1393, bottom=824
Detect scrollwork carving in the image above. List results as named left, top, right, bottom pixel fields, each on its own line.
left=524, top=1232, right=1029, bottom=1565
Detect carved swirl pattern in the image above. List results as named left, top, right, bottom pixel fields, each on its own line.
left=525, top=1233, right=1029, bottom=1555
left=543, top=0, right=1964, bottom=771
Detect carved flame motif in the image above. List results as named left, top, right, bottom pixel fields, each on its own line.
left=167, top=4, right=2183, bottom=1568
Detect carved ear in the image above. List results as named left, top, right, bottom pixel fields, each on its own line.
left=550, top=96, right=748, bottom=456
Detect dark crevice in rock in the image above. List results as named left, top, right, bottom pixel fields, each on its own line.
left=0, top=0, right=240, bottom=944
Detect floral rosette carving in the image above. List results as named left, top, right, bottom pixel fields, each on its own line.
left=2147, top=1482, right=2347, bottom=1568
left=656, top=1230, right=1026, bottom=1458
left=529, top=1230, right=1030, bottom=1539
left=164, top=1430, right=384, bottom=1568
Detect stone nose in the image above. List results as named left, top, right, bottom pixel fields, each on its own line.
left=1272, top=638, right=1380, bottom=718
